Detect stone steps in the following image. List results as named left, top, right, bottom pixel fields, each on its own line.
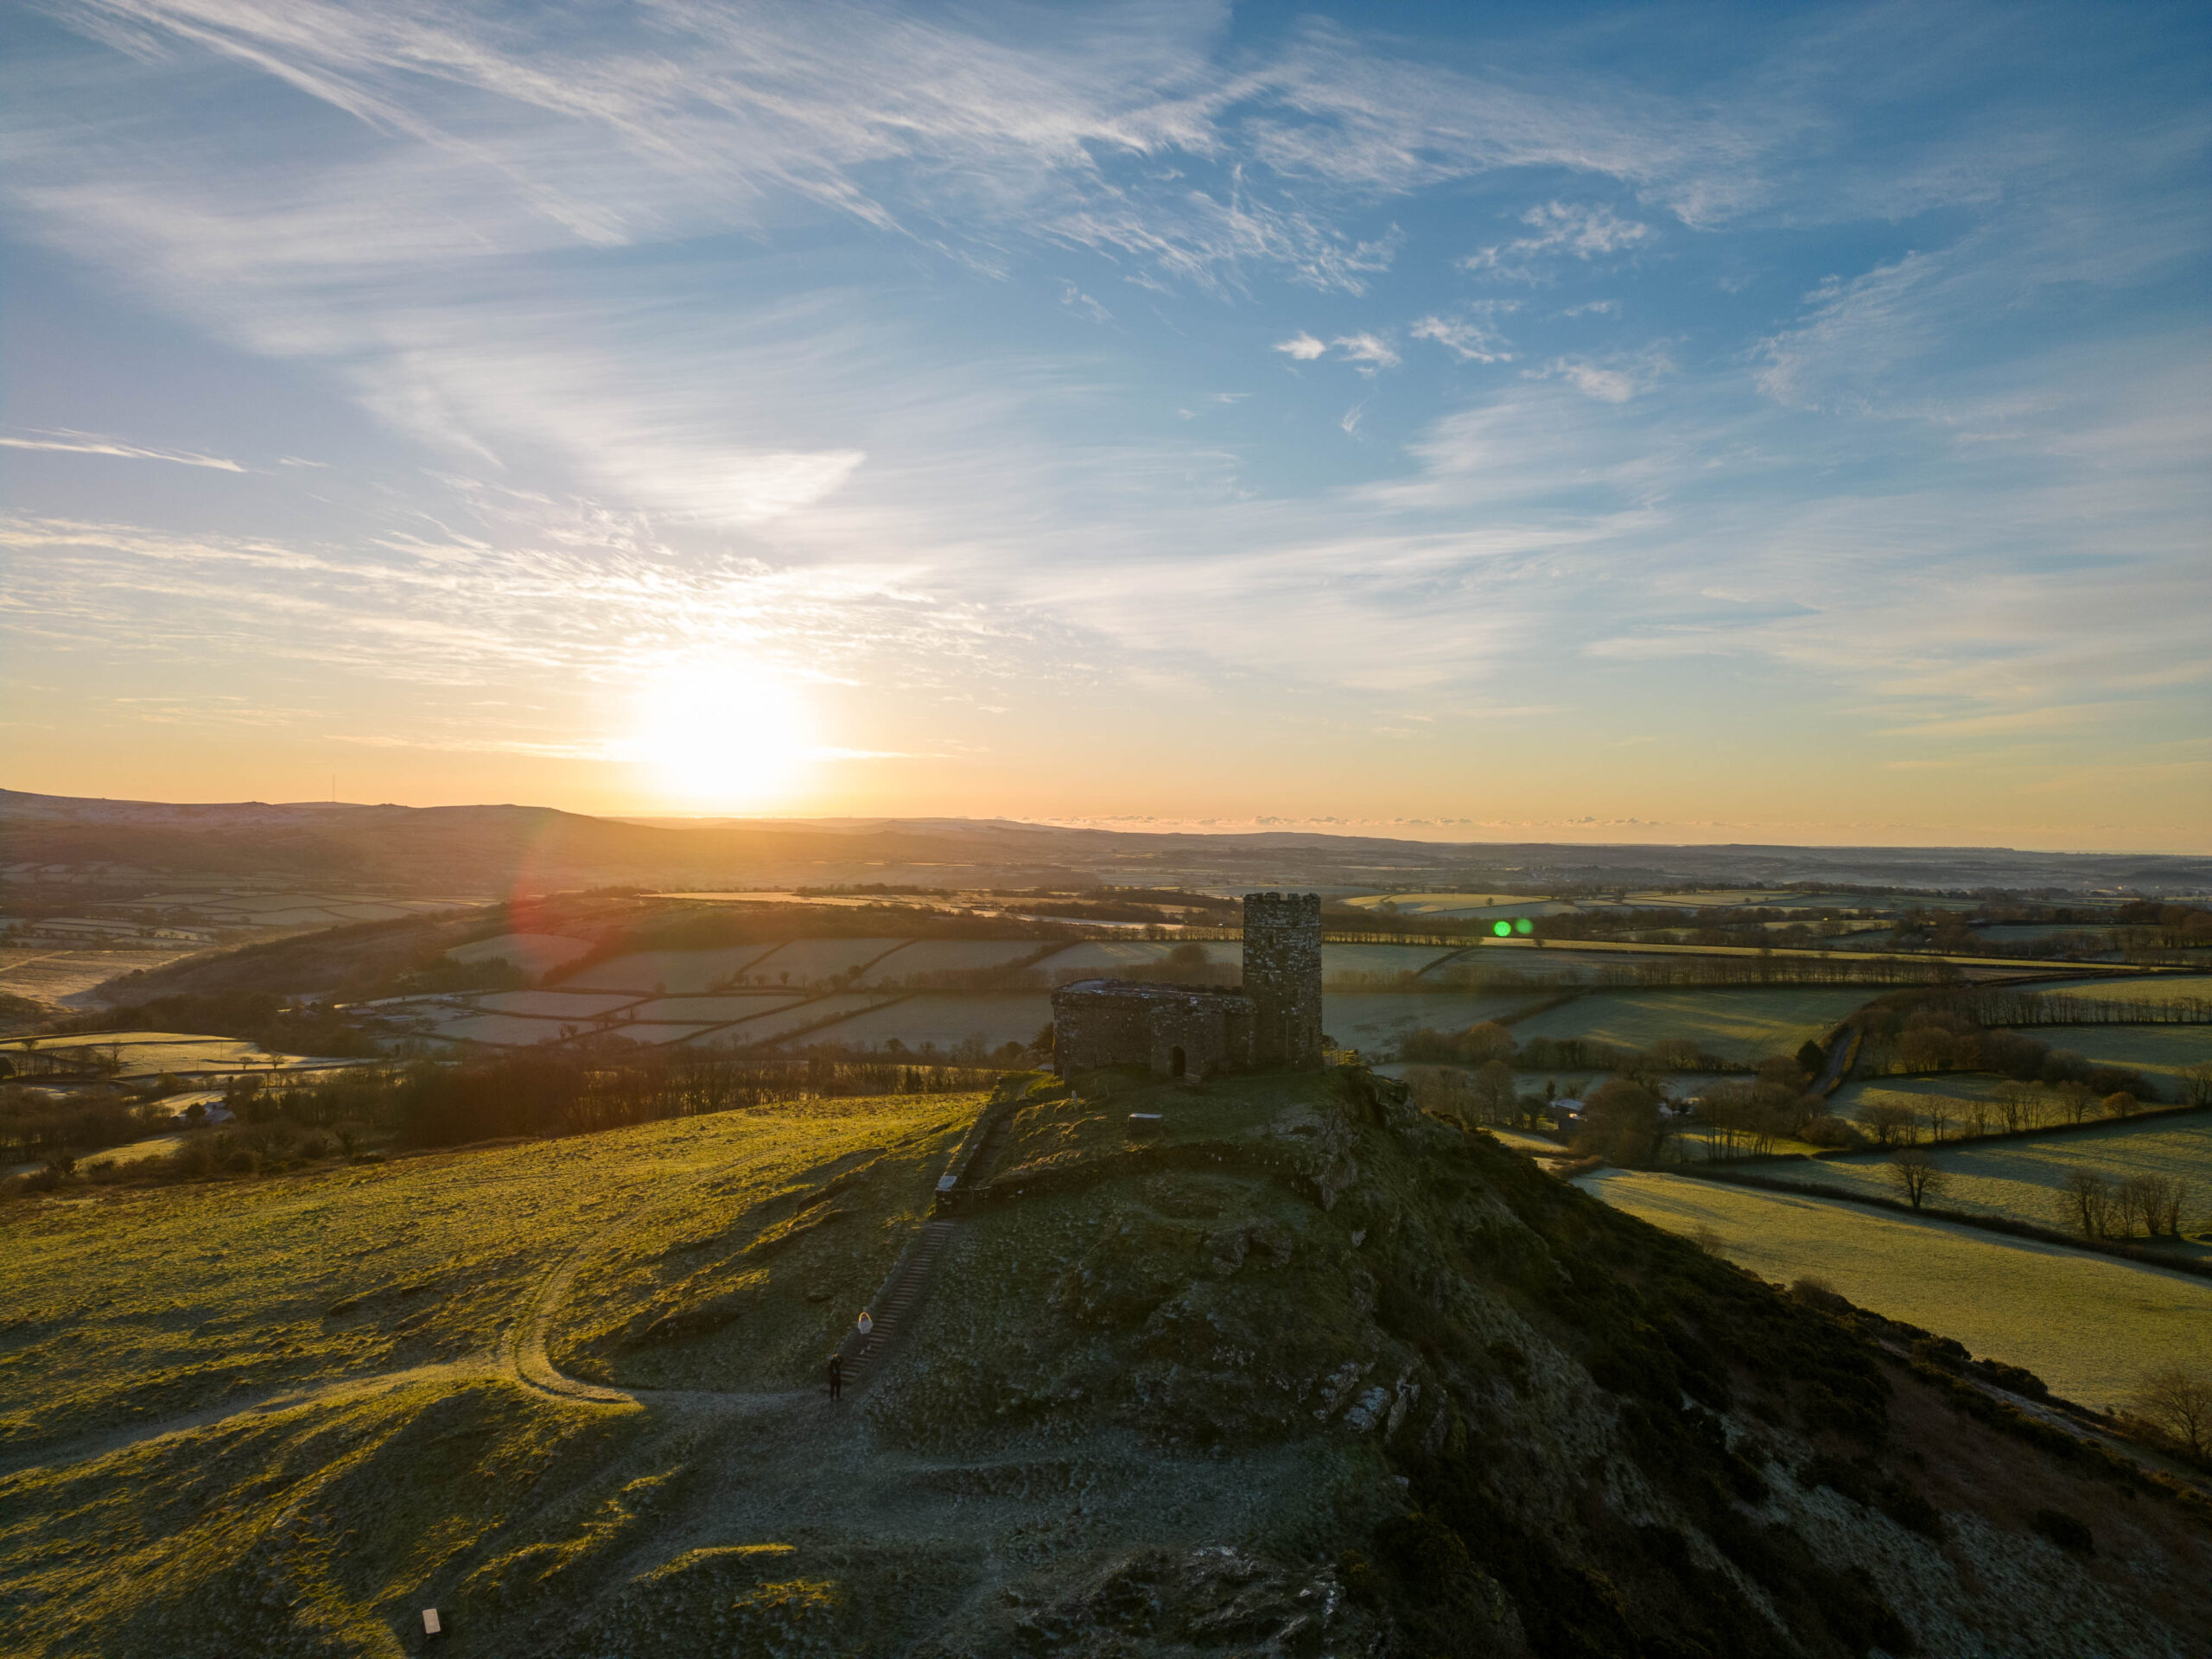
left=841, top=1218, right=956, bottom=1382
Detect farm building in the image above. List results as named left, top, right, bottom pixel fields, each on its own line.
left=1052, top=892, right=1324, bottom=1078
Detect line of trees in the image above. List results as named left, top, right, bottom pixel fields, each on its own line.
left=2056, top=1168, right=2194, bottom=1241
left=1967, top=988, right=2212, bottom=1028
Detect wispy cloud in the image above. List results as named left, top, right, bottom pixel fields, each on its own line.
left=1461, top=202, right=1654, bottom=280
left=1331, top=332, right=1400, bottom=373
left=1412, top=314, right=1513, bottom=362
left=0, top=429, right=244, bottom=471
left=1273, top=331, right=1326, bottom=359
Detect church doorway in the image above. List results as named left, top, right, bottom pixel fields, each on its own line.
left=1169, top=1046, right=1187, bottom=1078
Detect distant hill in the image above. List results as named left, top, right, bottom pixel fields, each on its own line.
left=4, top=788, right=2207, bottom=897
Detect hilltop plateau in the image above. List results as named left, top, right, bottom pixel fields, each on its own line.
left=3, top=1068, right=2204, bottom=1657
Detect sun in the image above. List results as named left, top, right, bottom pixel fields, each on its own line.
left=629, top=660, right=816, bottom=811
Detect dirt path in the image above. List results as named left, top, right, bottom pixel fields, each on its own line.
left=13, top=1103, right=998, bottom=1478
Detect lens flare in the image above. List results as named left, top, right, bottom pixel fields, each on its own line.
left=629, top=660, right=815, bottom=810
left=1493, top=920, right=1511, bottom=937
left=1516, top=917, right=1534, bottom=935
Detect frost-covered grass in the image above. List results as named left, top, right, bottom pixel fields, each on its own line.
left=1322, top=993, right=1544, bottom=1053
left=874, top=939, right=1051, bottom=973
left=744, top=938, right=912, bottom=982
left=1754, top=1115, right=2212, bottom=1248
left=2017, top=974, right=2212, bottom=1006
left=1580, top=1169, right=2212, bottom=1408
left=1508, top=988, right=1871, bottom=1063
left=804, top=993, right=1050, bottom=1052
left=0, top=1029, right=353, bottom=1077
left=2033, top=1026, right=2212, bottom=1100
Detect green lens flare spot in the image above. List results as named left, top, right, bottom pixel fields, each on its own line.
left=1516, top=917, right=1534, bottom=935
left=1493, top=920, right=1511, bottom=937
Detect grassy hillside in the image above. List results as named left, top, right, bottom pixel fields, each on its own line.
left=3, top=1072, right=2208, bottom=1657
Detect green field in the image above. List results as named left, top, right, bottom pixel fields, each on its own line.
left=0, top=1029, right=353, bottom=1080
left=1830, top=1073, right=2018, bottom=1128
left=1507, top=988, right=1870, bottom=1063
left=1755, top=1115, right=2212, bottom=1247
left=2032, top=1025, right=2212, bottom=1102
left=2019, top=975, right=2212, bottom=1006
left=806, top=992, right=1051, bottom=1052
left=1321, top=992, right=1543, bottom=1053
left=1580, top=1169, right=2212, bottom=1408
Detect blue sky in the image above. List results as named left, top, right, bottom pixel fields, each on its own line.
left=2, top=1, right=2206, bottom=849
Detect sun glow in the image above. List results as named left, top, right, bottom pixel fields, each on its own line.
left=629, top=660, right=817, bottom=810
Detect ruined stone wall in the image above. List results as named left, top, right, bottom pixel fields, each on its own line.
left=1052, top=981, right=1252, bottom=1077
left=1243, top=891, right=1324, bottom=1069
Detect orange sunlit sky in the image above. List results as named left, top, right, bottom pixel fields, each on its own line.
left=3, top=2, right=2207, bottom=854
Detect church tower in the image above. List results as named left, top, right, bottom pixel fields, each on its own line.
left=1243, top=891, right=1323, bottom=1068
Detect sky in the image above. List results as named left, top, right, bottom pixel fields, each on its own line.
left=1, top=0, right=2206, bottom=852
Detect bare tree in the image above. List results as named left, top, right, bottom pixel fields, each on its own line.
left=1994, top=1083, right=2032, bottom=1135
left=2120, top=1173, right=2187, bottom=1238
left=2055, top=1082, right=2096, bottom=1126
left=1860, top=1100, right=1916, bottom=1148
left=1922, top=1095, right=1956, bottom=1144
left=1890, top=1147, right=1948, bottom=1211
left=2059, top=1167, right=2113, bottom=1240
left=2102, top=1090, right=2139, bottom=1119
left=1472, top=1058, right=1518, bottom=1126
left=2184, top=1061, right=2212, bottom=1109
left=2131, top=1368, right=2212, bottom=1460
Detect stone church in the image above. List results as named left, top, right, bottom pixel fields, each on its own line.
left=1050, top=892, right=1324, bottom=1078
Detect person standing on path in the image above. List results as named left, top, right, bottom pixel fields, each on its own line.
left=827, top=1352, right=842, bottom=1402
left=856, top=1309, right=873, bottom=1339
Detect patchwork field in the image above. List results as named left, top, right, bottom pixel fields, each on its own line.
left=1036, top=939, right=1243, bottom=976
left=431, top=1012, right=578, bottom=1047
left=1756, top=1115, right=2212, bottom=1245
left=1580, top=1169, right=2212, bottom=1408
left=1831, top=1074, right=2018, bottom=1126
left=1342, top=893, right=1555, bottom=916
left=1322, top=992, right=1546, bottom=1053
left=0, top=1030, right=354, bottom=1080
left=0, top=945, right=212, bottom=1013
left=1319, top=943, right=1465, bottom=977
left=448, top=932, right=594, bottom=974
left=689, top=993, right=893, bottom=1046
left=745, top=938, right=912, bottom=983
left=563, top=945, right=779, bottom=994
left=876, top=939, right=1052, bottom=974
left=2019, top=975, right=2212, bottom=1007
left=615, top=1022, right=719, bottom=1046
left=626, top=994, right=804, bottom=1024
left=474, top=990, right=642, bottom=1020
left=1508, top=988, right=1870, bottom=1063
left=807, top=993, right=1051, bottom=1053
left=2031, top=1026, right=2212, bottom=1099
